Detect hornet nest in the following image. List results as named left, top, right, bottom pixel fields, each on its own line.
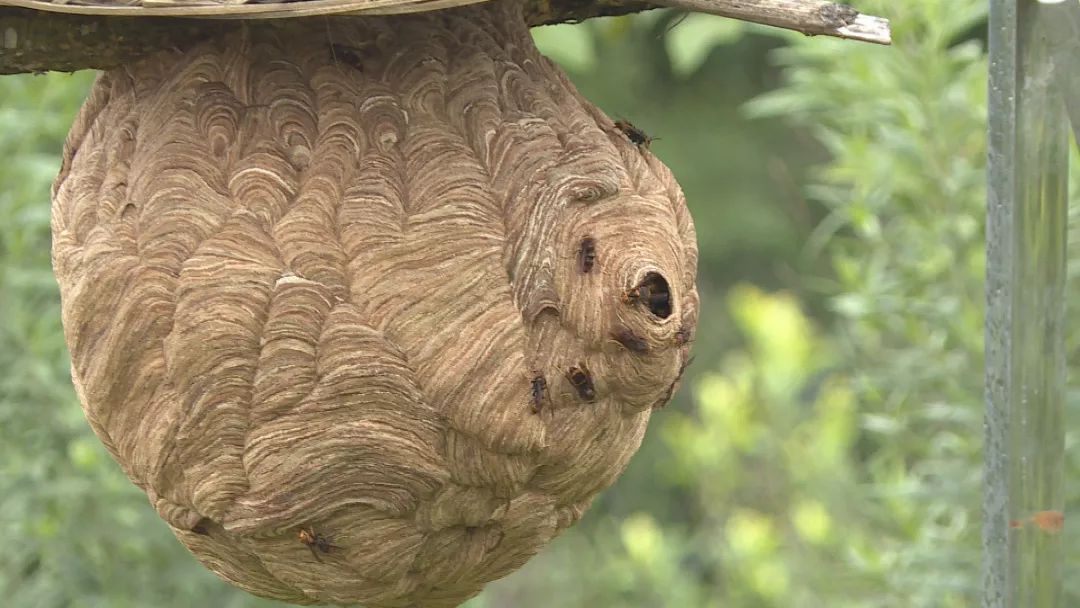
left=49, top=2, right=696, bottom=605
left=0, top=0, right=889, bottom=604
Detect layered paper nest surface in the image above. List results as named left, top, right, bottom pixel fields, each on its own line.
left=49, top=1, right=698, bottom=605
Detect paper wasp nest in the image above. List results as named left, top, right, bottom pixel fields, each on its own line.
left=50, top=2, right=697, bottom=605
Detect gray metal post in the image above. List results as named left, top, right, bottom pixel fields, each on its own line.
left=984, top=1, right=1072, bottom=606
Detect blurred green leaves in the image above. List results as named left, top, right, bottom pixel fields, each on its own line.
left=663, top=15, right=746, bottom=78
left=659, top=286, right=860, bottom=607
left=496, top=1, right=1047, bottom=607
left=531, top=24, right=598, bottom=73
left=532, top=11, right=751, bottom=79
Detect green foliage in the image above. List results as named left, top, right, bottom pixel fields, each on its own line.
left=661, top=14, right=746, bottom=78
left=660, top=286, right=860, bottom=607
left=487, top=3, right=1001, bottom=606
left=742, top=2, right=990, bottom=604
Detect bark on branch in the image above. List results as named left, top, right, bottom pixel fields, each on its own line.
left=651, top=0, right=890, bottom=45
left=0, top=0, right=890, bottom=75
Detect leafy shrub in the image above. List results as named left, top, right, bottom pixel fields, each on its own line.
left=493, top=2, right=1051, bottom=607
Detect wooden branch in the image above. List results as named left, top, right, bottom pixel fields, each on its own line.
left=0, top=0, right=650, bottom=74
left=651, top=0, right=891, bottom=45
left=0, top=9, right=232, bottom=74
left=0, top=0, right=888, bottom=75
left=0, top=0, right=495, bottom=19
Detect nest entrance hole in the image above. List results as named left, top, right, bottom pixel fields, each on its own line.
left=637, top=272, right=671, bottom=319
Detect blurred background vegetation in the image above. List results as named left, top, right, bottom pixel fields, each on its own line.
left=1, top=0, right=1077, bottom=606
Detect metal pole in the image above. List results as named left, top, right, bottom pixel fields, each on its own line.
left=985, top=1, right=1071, bottom=607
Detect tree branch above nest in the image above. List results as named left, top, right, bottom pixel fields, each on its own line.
left=652, top=0, right=891, bottom=45
left=0, top=0, right=890, bottom=75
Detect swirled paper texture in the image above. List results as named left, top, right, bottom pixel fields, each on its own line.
left=51, top=2, right=698, bottom=605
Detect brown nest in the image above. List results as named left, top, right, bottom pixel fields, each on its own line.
left=49, top=1, right=698, bottom=604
